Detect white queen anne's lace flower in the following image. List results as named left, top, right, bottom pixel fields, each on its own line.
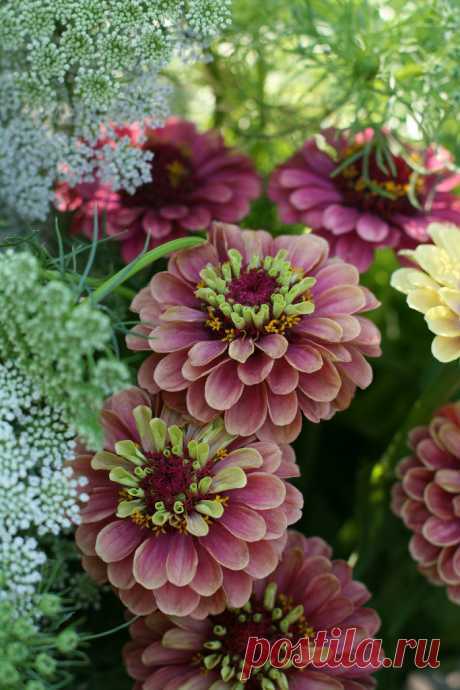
left=0, top=361, right=89, bottom=614
left=0, top=536, right=46, bottom=616
left=391, top=223, right=460, bottom=362
left=0, top=362, right=87, bottom=534
left=0, top=0, right=232, bottom=220
left=0, top=250, right=130, bottom=447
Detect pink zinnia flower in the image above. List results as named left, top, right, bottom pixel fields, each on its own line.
left=56, top=118, right=261, bottom=262
left=391, top=403, right=460, bottom=605
left=74, top=387, right=302, bottom=618
left=123, top=530, right=381, bottom=690
left=269, top=129, right=460, bottom=272
left=127, top=222, right=381, bottom=444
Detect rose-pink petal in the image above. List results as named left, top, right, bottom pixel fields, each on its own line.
left=166, top=534, right=199, bottom=587
left=153, top=352, right=189, bottom=391
left=323, top=204, right=359, bottom=234
left=221, top=569, right=253, bottom=608
left=133, top=536, right=169, bottom=589
left=201, top=523, right=250, bottom=570
left=228, top=337, right=255, bottom=363
left=95, top=520, right=143, bottom=564
left=230, top=472, right=286, bottom=510
left=204, top=361, right=244, bottom=410
left=224, top=384, right=268, bottom=436
left=153, top=583, right=201, bottom=617
left=423, top=516, right=460, bottom=546
left=356, top=213, right=389, bottom=242
left=219, top=504, right=267, bottom=542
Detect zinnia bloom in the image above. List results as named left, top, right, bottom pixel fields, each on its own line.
left=75, top=387, right=302, bottom=618
left=269, top=129, right=460, bottom=272
left=56, top=118, right=261, bottom=262
left=123, top=531, right=381, bottom=690
left=128, top=222, right=381, bottom=444
left=391, top=403, right=460, bottom=605
left=391, top=223, right=460, bottom=362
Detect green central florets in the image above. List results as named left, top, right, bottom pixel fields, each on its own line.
left=92, top=409, right=246, bottom=537
left=196, top=581, right=315, bottom=689
left=195, top=249, right=316, bottom=341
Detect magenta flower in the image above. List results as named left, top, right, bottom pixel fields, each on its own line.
left=127, top=222, right=381, bottom=444
left=74, top=387, right=302, bottom=618
left=56, top=118, right=261, bottom=262
left=269, top=129, right=460, bottom=272
left=392, top=403, right=460, bottom=605
left=123, top=530, right=381, bottom=690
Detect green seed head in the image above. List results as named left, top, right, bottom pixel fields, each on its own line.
left=38, top=593, right=62, bottom=618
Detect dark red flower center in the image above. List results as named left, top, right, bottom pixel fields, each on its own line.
left=196, top=588, right=314, bottom=688
left=227, top=269, right=279, bottom=306
left=122, top=140, right=195, bottom=207
left=335, top=145, right=425, bottom=217
left=139, top=451, right=205, bottom=514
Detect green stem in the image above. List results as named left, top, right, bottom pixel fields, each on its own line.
left=79, top=616, right=139, bottom=642
left=88, top=236, right=206, bottom=305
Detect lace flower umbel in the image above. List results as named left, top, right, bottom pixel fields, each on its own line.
left=0, top=250, right=129, bottom=447
left=128, top=222, right=381, bottom=443
left=75, top=387, right=302, bottom=618
left=0, top=1, right=231, bottom=220
left=0, top=362, right=87, bottom=616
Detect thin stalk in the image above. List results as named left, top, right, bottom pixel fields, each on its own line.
left=79, top=616, right=139, bottom=642
left=88, top=236, right=205, bottom=305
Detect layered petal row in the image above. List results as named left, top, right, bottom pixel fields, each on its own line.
left=269, top=129, right=460, bottom=272
left=128, top=221, right=381, bottom=443
left=123, top=530, right=381, bottom=690
left=392, top=402, right=460, bottom=604
left=75, top=387, right=302, bottom=618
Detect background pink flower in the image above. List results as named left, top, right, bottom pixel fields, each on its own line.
left=269, top=129, right=460, bottom=272
left=56, top=118, right=261, bottom=262
left=75, top=387, right=302, bottom=618
left=128, top=222, right=381, bottom=444
left=123, top=530, right=381, bottom=690
left=392, top=403, right=460, bottom=605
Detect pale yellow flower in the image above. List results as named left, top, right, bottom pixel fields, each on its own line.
left=391, top=223, right=460, bottom=362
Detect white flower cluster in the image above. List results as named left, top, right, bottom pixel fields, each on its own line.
left=0, top=361, right=88, bottom=615
left=0, top=536, right=46, bottom=616
left=0, top=0, right=232, bottom=220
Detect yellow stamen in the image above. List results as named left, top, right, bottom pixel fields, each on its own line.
left=167, top=160, right=188, bottom=188
left=214, top=494, right=229, bottom=506
left=131, top=511, right=151, bottom=529
left=206, top=315, right=223, bottom=331
left=265, top=314, right=300, bottom=335
left=223, top=328, right=236, bottom=342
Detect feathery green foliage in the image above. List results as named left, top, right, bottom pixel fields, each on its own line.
left=0, top=250, right=130, bottom=447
